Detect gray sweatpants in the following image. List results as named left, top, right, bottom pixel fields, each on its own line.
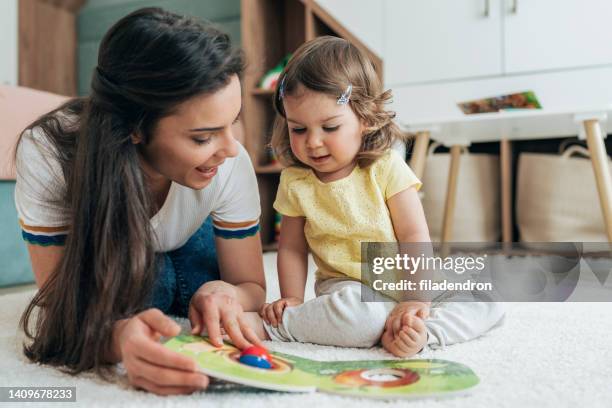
left=264, top=278, right=505, bottom=349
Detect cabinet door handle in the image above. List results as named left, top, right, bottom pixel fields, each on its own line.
left=483, top=0, right=490, bottom=17
left=511, top=0, right=518, bottom=14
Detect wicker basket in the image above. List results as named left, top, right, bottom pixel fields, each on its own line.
left=517, top=143, right=609, bottom=242
left=421, top=143, right=500, bottom=242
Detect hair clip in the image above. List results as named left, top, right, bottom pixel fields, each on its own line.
left=278, top=76, right=286, bottom=100
left=337, top=84, right=352, bottom=105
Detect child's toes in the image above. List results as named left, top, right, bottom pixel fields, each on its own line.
left=399, top=329, right=415, bottom=347
left=401, top=312, right=414, bottom=327
left=408, top=314, right=426, bottom=332
left=394, top=311, right=410, bottom=335
left=393, top=336, right=412, bottom=355
left=406, top=327, right=422, bottom=343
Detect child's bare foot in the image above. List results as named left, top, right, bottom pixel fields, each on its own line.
left=381, top=312, right=427, bottom=358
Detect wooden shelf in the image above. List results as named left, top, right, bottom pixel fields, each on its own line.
left=241, top=0, right=382, bottom=250
left=252, top=88, right=275, bottom=96
left=20, top=0, right=87, bottom=95
left=262, top=241, right=278, bottom=252
left=255, top=163, right=284, bottom=174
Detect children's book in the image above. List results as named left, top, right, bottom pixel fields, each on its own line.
left=458, top=90, right=542, bottom=114
left=163, top=335, right=479, bottom=400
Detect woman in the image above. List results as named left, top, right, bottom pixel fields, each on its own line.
left=15, top=8, right=265, bottom=395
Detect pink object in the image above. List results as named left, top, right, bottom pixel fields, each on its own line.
left=0, top=85, right=70, bottom=180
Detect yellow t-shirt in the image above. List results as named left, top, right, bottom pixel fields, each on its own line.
left=273, top=150, right=421, bottom=281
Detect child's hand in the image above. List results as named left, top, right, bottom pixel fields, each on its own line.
left=386, top=301, right=430, bottom=338
left=259, top=297, right=303, bottom=327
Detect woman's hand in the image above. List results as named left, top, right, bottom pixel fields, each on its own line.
left=259, top=297, right=303, bottom=327
left=114, top=309, right=209, bottom=395
left=188, top=281, right=262, bottom=349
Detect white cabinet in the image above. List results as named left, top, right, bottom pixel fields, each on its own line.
left=384, top=0, right=503, bottom=85
left=504, top=0, right=612, bottom=74
left=0, top=0, right=18, bottom=86
left=311, top=0, right=612, bottom=123
left=380, top=0, right=612, bottom=86
left=313, top=0, right=612, bottom=97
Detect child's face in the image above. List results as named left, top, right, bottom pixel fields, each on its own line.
left=284, top=85, right=365, bottom=182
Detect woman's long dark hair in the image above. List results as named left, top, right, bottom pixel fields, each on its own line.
left=18, top=7, right=244, bottom=376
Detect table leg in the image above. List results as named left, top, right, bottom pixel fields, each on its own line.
left=583, top=119, right=612, bottom=242
left=409, top=131, right=430, bottom=180
left=441, top=145, right=462, bottom=243
left=500, top=139, right=513, bottom=243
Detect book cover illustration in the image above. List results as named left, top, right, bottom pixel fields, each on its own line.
left=163, top=335, right=479, bottom=399
left=458, top=91, right=542, bottom=114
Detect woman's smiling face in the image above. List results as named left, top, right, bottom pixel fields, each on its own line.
left=137, top=74, right=242, bottom=190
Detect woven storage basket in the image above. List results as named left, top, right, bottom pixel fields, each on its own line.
left=421, top=143, right=500, bottom=242
left=517, top=143, right=610, bottom=242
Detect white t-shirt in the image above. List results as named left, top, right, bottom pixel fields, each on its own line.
left=14, top=127, right=261, bottom=251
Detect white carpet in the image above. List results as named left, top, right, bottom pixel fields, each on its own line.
left=1, top=253, right=611, bottom=408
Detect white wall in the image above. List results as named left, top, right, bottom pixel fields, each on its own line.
left=0, top=0, right=18, bottom=86
left=315, top=0, right=383, bottom=57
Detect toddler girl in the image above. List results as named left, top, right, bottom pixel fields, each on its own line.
left=250, top=36, right=504, bottom=356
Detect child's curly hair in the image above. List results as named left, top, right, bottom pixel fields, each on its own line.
left=271, top=36, right=405, bottom=169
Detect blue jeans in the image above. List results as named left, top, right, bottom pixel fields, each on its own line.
left=150, top=218, right=220, bottom=317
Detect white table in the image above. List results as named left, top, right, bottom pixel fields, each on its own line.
left=399, top=107, right=612, bottom=243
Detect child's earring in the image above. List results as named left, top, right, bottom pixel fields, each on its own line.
left=337, top=84, right=352, bottom=105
